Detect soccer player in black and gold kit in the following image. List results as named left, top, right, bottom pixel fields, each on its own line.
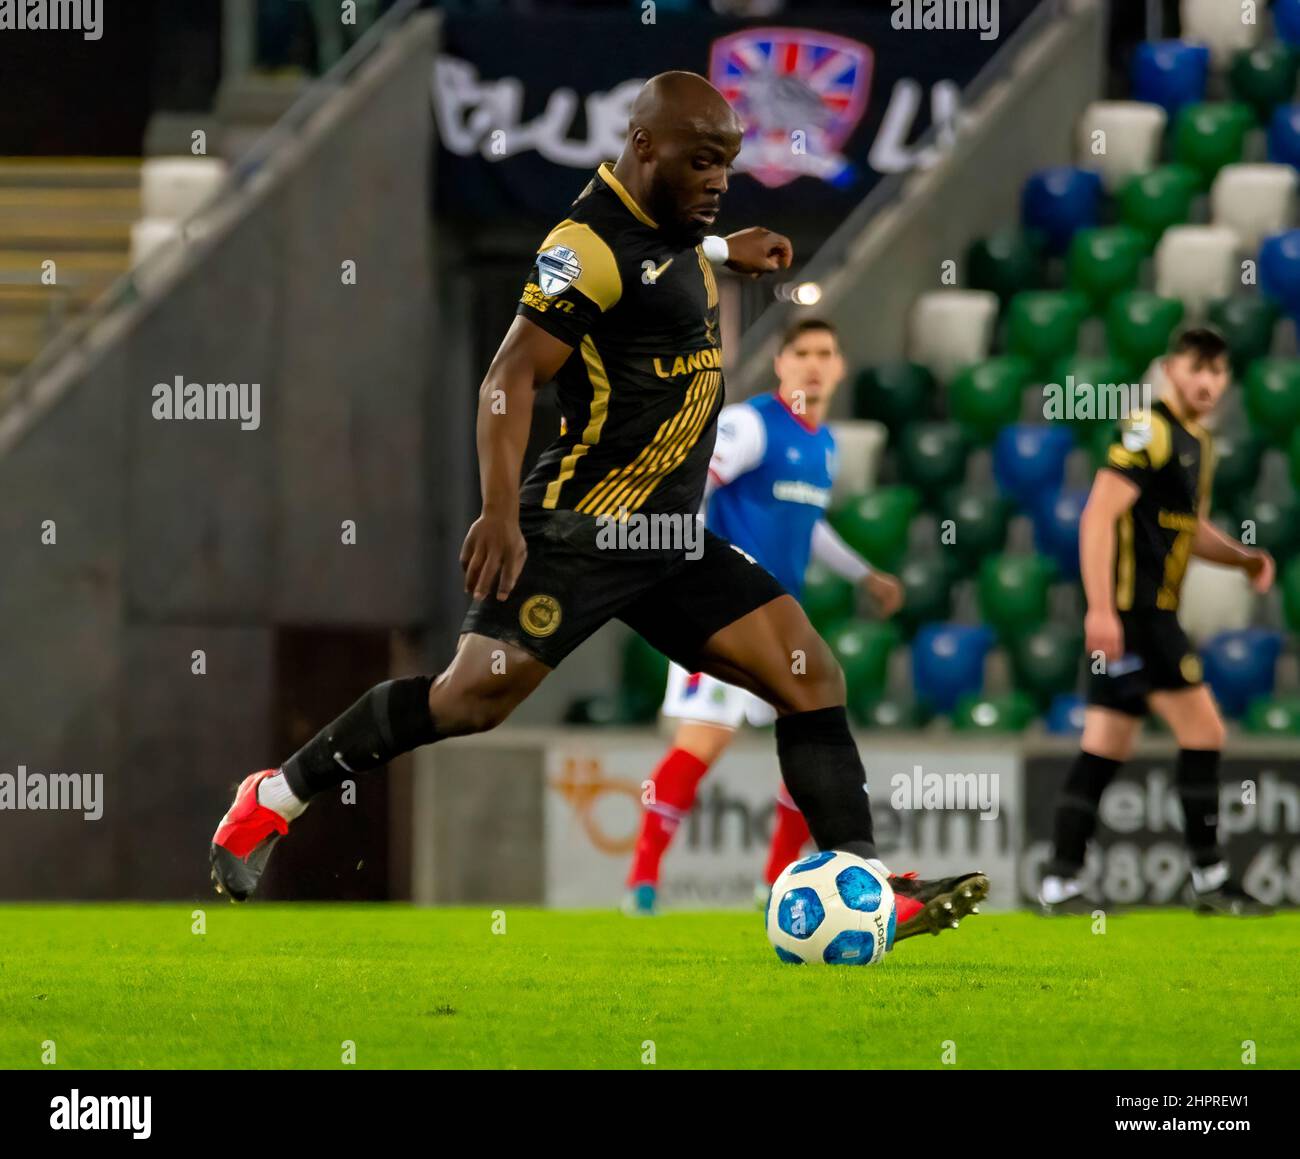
left=210, top=71, right=988, bottom=940
left=1040, top=329, right=1275, bottom=915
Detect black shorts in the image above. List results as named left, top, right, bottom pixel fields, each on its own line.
left=460, top=509, right=790, bottom=669
left=1086, top=610, right=1204, bottom=717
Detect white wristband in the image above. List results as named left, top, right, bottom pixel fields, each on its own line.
left=701, top=234, right=729, bottom=264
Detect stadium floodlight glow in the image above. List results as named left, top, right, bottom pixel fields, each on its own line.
left=790, top=281, right=822, bottom=306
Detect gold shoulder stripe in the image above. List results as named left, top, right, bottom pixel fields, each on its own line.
left=1146, top=413, right=1172, bottom=470
left=537, top=219, right=622, bottom=311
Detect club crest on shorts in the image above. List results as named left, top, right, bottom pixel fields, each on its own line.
left=536, top=246, right=581, bottom=296
left=1180, top=653, right=1202, bottom=683
left=520, top=594, right=562, bottom=638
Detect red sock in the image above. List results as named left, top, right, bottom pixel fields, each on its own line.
left=765, top=783, right=812, bottom=885
left=627, top=747, right=711, bottom=887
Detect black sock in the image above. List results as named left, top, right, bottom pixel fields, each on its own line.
left=1048, top=750, right=1122, bottom=876
left=281, top=676, right=439, bottom=800
left=775, top=706, right=877, bottom=861
left=1177, top=748, right=1223, bottom=868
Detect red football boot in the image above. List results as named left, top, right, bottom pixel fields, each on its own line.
left=890, top=870, right=989, bottom=942
left=210, top=769, right=289, bottom=901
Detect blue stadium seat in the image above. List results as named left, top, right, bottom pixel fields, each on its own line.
left=1132, top=40, right=1210, bottom=115
left=1031, top=487, right=1088, bottom=580
left=1259, top=229, right=1300, bottom=313
left=911, top=623, right=994, bottom=714
left=1045, top=693, right=1086, bottom=735
left=1021, top=167, right=1103, bottom=254
left=993, top=424, right=1075, bottom=507
left=1200, top=628, right=1284, bottom=718
left=1267, top=103, right=1300, bottom=170
left=1276, top=0, right=1300, bottom=48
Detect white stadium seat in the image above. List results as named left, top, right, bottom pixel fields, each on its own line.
left=907, top=290, right=999, bottom=385
left=1155, top=225, right=1241, bottom=316
left=1179, top=558, right=1256, bottom=645
left=1181, top=0, right=1262, bottom=69
left=827, top=420, right=888, bottom=502
left=1211, top=164, right=1297, bottom=253
left=140, top=157, right=228, bottom=222
left=1077, top=101, right=1167, bottom=191
left=130, top=217, right=182, bottom=267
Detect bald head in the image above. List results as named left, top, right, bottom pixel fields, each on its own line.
left=612, top=71, right=744, bottom=242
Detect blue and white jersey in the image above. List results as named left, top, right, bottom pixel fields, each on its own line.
left=705, top=392, right=867, bottom=599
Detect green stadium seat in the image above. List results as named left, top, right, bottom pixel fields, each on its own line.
left=1281, top=556, right=1300, bottom=632
left=895, top=422, right=969, bottom=501
left=1245, top=358, right=1300, bottom=446
left=1008, top=623, right=1084, bottom=708
left=894, top=553, right=957, bottom=636
left=1048, top=354, right=1133, bottom=434
left=829, top=485, right=920, bottom=573
left=1084, top=419, right=1118, bottom=468
left=801, top=561, right=856, bottom=635
left=1229, top=43, right=1299, bottom=123
left=1237, top=491, right=1300, bottom=561
left=1171, top=102, right=1253, bottom=188
left=851, top=696, right=932, bottom=730
left=967, top=228, right=1047, bottom=303
left=1207, top=297, right=1279, bottom=376
left=1106, top=291, right=1185, bottom=376
left=1067, top=226, right=1148, bottom=311
left=937, top=486, right=1012, bottom=564
left=1117, top=165, right=1200, bottom=248
left=1210, top=427, right=1263, bottom=508
left=977, top=552, right=1055, bottom=640
left=948, top=357, right=1031, bottom=443
left=852, top=362, right=935, bottom=432
left=1005, top=291, right=1088, bottom=377
left=826, top=620, right=899, bottom=718
left=1243, top=695, right=1300, bottom=735
left=620, top=633, right=669, bottom=723
left=952, top=690, right=1038, bottom=732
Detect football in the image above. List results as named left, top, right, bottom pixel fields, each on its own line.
left=766, top=851, right=896, bottom=965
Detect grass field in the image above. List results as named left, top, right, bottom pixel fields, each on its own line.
left=2, top=904, right=1297, bottom=1069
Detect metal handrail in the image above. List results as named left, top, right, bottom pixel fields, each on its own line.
left=1, top=0, right=423, bottom=424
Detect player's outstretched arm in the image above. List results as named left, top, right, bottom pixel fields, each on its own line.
left=722, top=227, right=793, bottom=277
left=1191, top=518, right=1275, bottom=593
left=461, top=316, right=574, bottom=602
left=1080, top=469, right=1140, bottom=660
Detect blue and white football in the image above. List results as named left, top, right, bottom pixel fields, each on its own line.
left=766, top=850, right=896, bottom=965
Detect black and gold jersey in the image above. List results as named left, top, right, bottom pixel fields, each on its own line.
left=1102, top=399, right=1214, bottom=612
left=514, top=162, right=723, bottom=522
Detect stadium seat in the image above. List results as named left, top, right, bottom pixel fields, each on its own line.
left=1106, top=291, right=1185, bottom=373
left=1171, top=102, right=1253, bottom=188
left=801, top=560, right=856, bottom=635
left=948, top=357, right=1031, bottom=443
left=1154, top=226, right=1241, bottom=314
left=894, top=422, right=969, bottom=500
left=1076, top=101, right=1167, bottom=191
left=977, top=552, right=1055, bottom=640
left=853, top=697, right=932, bottom=731
left=1067, top=226, right=1149, bottom=311
left=140, top=156, right=228, bottom=220
left=1206, top=297, right=1279, bottom=375
left=1200, top=628, right=1283, bottom=718
left=1206, top=425, right=1263, bottom=507
left=894, top=554, right=957, bottom=637
left=1008, top=623, right=1083, bottom=708
left=827, top=420, right=888, bottom=501
left=1117, top=165, right=1200, bottom=248
left=1020, top=167, right=1103, bottom=253
left=1258, top=229, right=1300, bottom=313
left=129, top=218, right=182, bottom=267
left=907, top=291, right=999, bottom=384
left=826, top=620, right=899, bottom=716
left=1132, top=40, right=1210, bottom=115
left=1031, top=487, right=1087, bottom=581
left=1082, top=419, right=1119, bottom=468
left=1177, top=558, right=1256, bottom=645
left=1230, top=43, right=1299, bottom=122
left=852, top=362, right=935, bottom=433
left=1244, top=358, right=1300, bottom=446
left=1280, top=556, right=1300, bottom=631
left=1210, top=165, right=1297, bottom=253
left=1243, top=695, right=1300, bottom=734
left=829, top=485, right=920, bottom=573
left=1180, top=0, right=1261, bottom=70
left=1266, top=102, right=1300, bottom=169
left=620, top=634, right=670, bottom=723
left=1049, top=354, right=1134, bottom=433
left=937, top=486, right=1012, bottom=564
left=1273, top=0, right=1300, bottom=48
left=1045, top=692, right=1087, bottom=734
left=912, top=623, right=994, bottom=714
left=952, top=691, right=1037, bottom=732
left=993, top=423, right=1076, bottom=506
left=1005, top=291, right=1088, bottom=375
left=1236, top=491, right=1300, bottom=559
left=966, top=228, right=1047, bottom=303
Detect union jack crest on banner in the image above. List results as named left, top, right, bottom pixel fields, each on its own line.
left=709, top=27, right=873, bottom=190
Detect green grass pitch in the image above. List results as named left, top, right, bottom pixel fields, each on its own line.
left=2, top=904, right=1296, bottom=1069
